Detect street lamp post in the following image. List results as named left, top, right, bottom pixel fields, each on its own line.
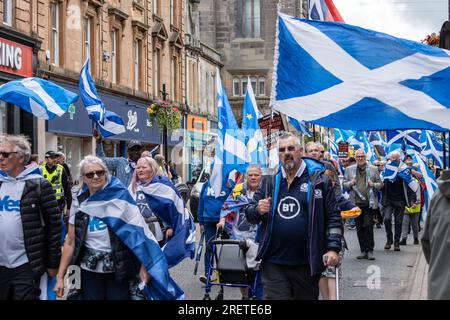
left=160, top=83, right=169, bottom=163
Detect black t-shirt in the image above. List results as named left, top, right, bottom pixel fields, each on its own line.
left=265, top=168, right=310, bottom=266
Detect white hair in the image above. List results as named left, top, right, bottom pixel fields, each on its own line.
left=0, top=134, right=31, bottom=164
left=78, top=155, right=111, bottom=188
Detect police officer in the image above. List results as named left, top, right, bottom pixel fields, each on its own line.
left=40, top=151, right=72, bottom=221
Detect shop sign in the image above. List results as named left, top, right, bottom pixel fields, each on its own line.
left=0, top=37, right=33, bottom=77
left=187, top=115, right=207, bottom=133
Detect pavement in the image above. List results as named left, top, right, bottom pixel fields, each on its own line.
left=171, top=222, right=428, bottom=300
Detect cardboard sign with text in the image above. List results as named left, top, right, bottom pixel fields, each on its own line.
left=258, top=113, right=286, bottom=151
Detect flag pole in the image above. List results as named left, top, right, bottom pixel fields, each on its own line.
left=444, top=132, right=447, bottom=170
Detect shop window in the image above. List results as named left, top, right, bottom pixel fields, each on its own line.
left=0, top=101, right=7, bottom=133
left=3, top=0, right=13, bottom=26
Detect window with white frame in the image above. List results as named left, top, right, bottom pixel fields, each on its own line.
left=233, top=78, right=240, bottom=97
left=3, top=0, right=12, bottom=26
left=258, top=77, right=265, bottom=96
left=84, top=18, right=91, bottom=63
left=241, top=78, right=248, bottom=96
left=51, top=2, right=60, bottom=65
left=111, top=30, right=118, bottom=84
left=134, top=40, right=141, bottom=90
left=250, top=77, right=257, bottom=94
left=153, top=49, right=160, bottom=97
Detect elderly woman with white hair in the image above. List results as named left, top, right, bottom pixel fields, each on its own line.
left=128, top=156, right=174, bottom=247
left=54, top=156, right=149, bottom=300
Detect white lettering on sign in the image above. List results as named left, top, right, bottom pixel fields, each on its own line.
left=0, top=42, right=22, bottom=70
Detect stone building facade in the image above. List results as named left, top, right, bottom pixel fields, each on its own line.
left=198, top=0, right=307, bottom=124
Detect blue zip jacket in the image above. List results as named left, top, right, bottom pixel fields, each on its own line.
left=245, top=157, right=343, bottom=276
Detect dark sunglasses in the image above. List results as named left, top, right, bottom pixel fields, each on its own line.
left=0, top=151, right=18, bottom=159
left=279, top=146, right=297, bottom=153
left=84, top=170, right=106, bottom=179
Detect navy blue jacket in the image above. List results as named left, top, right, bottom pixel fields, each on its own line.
left=245, top=157, right=343, bottom=276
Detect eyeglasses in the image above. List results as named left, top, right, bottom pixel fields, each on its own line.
left=355, top=156, right=366, bottom=159
left=84, top=170, right=106, bottom=179
left=0, top=151, right=18, bottom=159
left=279, top=146, right=297, bottom=153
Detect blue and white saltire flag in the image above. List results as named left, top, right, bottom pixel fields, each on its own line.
left=79, top=59, right=126, bottom=137
left=137, top=176, right=196, bottom=268
left=368, top=131, right=387, bottom=159
left=271, top=13, right=450, bottom=131
left=288, top=117, right=312, bottom=137
left=381, top=159, right=419, bottom=193
left=334, top=128, right=355, bottom=144
left=420, top=131, right=444, bottom=169
left=75, top=176, right=184, bottom=300
left=412, top=151, right=438, bottom=221
left=386, top=130, right=406, bottom=149
left=349, top=131, right=375, bottom=161
left=0, top=77, right=77, bottom=119
left=210, top=74, right=248, bottom=198
left=405, top=130, right=423, bottom=154
left=242, top=79, right=268, bottom=169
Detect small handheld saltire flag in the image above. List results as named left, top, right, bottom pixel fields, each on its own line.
left=288, top=117, right=312, bottom=137
left=308, top=0, right=344, bottom=22
left=420, top=131, right=444, bottom=169
left=0, top=77, right=77, bottom=119
left=349, top=131, right=375, bottom=161
left=368, top=131, right=387, bottom=159
left=381, top=159, right=419, bottom=193
left=136, top=176, right=196, bottom=268
left=405, top=130, right=422, bottom=154
left=210, top=73, right=248, bottom=198
left=272, top=13, right=450, bottom=131
left=79, top=59, right=126, bottom=137
left=411, top=151, right=438, bottom=221
left=242, top=78, right=268, bottom=169
left=75, top=176, right=184, bottom=300
left=334, top=128, right=355, bottom=144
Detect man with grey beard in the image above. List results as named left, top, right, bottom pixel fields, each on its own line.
left=245, top=132, right=342, bottom=300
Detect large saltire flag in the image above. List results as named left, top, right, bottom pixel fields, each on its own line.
left=79, top=58, right=126, bottom=137
left=308, top=0, right=344, bottom=22
left=0, top=77, right=78, bottom=119
left=271, top=12, right=450, bottom=131
left=411, top=151, right=438, bottom=221
left=334, top=128, right=355, bottom=144
left=137, top=175, right=196, bottom=268
left=210, top=74, right=248, bottom=198
left=242, top=78, right=269, bottom=169
left=75, top=176, right=184, bottom=300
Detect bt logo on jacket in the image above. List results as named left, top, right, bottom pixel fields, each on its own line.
left=0, top=196, right=20, bottom=212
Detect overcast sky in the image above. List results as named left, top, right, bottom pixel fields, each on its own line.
left=333, top=0, right=448, bottom=42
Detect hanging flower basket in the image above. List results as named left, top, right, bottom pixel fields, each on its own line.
left=146, top=100, right=181, bottom=131
left=422, top=32, right=440, bottom=47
